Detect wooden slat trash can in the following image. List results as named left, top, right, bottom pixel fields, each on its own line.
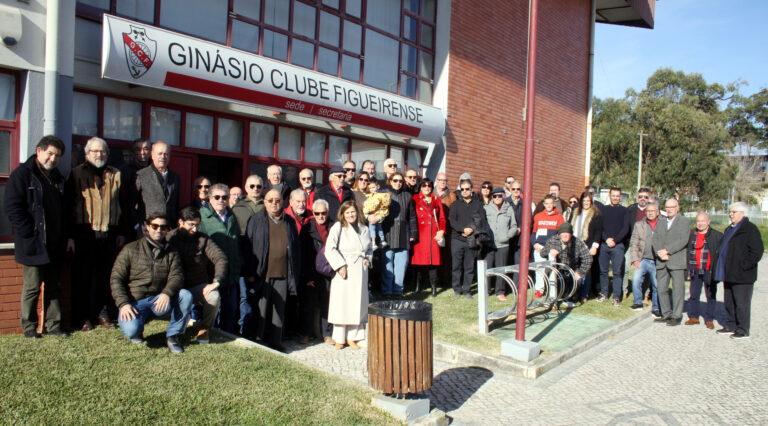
left=367, top=300, right=433, bottom=394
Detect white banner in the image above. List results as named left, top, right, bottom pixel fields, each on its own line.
left=101, top=15, right=445, bottom=142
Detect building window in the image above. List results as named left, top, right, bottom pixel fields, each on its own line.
left=250, top=122, right=275, bottom=157
left=160, top=0, right=228, bottom=44
left=277, top=126, right=301, bottom=160
left=103, top=97, right=142, bottom=141
left=150, top=106, right=181, bottom=146
left=185, top=112, right=214, bottom=150
left=304, top=131, right=326, bottom=164
left=0, top=70, right=19, bottom=241
left=74, top=18, right=102, bottom=62
left=351, top=139, right=386, bottom=178
left=72, top=92, right=99, bottom=136
left=328, top=136, right=349, bottom=165
left=218, top=118, right=243, bottom=153
left=116, top=0, right=155, bottom=23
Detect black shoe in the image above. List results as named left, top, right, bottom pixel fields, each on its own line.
left=666, top=318, right=682, bottom=326
left=24, top=330, right=42, bottom=339
left=651, top=310, right=662, bottom=318
left=716, top=328, right=734, bottom=335
left=730, top=332, right=749, bottom=340
left=268, top=342, right=287, bottom=353
left=653, top=316, right=669, bottom=323
left=631, top=304, right=643, bottom=311
left=48, top=328, right=70, bottom=338
left=166, top=335, right=184, bottom=354
left=431, top=289, right=437, bottom=297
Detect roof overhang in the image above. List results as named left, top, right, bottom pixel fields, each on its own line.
left=595, top=0, right=655, bottom=29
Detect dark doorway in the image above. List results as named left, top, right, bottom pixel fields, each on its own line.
left=197, top=155, right=243, bottom=189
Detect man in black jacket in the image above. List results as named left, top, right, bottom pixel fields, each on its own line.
left=244, top=189, right=301, bottom=351
left=714, top=202, right=763, bottom=339
left=685, top=213, right=723, bottom=329
left=314, top=166, right=354, bottom=220
left=4, top=136, right=69, bottom=338
left=449, top=179, right=487, bottom=298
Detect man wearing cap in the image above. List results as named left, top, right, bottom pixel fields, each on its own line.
left=542, top=223, right=592, bottom=304
left=483, top=187, right=518, bottom=299
left=314, top=166, right=354, bottom=220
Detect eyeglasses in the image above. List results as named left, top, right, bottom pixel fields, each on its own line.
left=460, top=187, right=472, bottom=192
left=406, top=175, right=418, bottom=179
left=249, top=184, right=262, bottom=189
left=569, top=200, right=578, bottom=205
left=300, top=177, right=313, bottom=181
left=638, top=195, right=649, bottom=199
left=359, top=178, right=369, bottom=182
left=386, top=164, right=397, bottom=168
left=506, top=181, right=515, bottom=184
left=492, top=194, right=504, bottom=199
left=333, top=174, right=345, bottom=179
left=436, top=178, right=447, bottom=182
left=391, top=179, right=404, bottom=183
left=212, top=194, right=229, bottom=201
left=265, top=198, right=281, bottom=204
left=481, top=185, right=492, bottom=189
left=421, top=183, right=432, bottom=188
left=197, top=184, right=211, bottom=189
left=344, top=168, right=356, bottom=172
left=313, top=211, right=328, bottom=216
left=511, top=188, right=521, bottom=191
left=148, top=223, right=170, bottom=231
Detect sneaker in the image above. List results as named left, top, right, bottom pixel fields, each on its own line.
left=651, top=310, right=662, bottom=318
left=612, top=299, right=621, bottom=307
left=534, top=290, right=543, bottom=298
left=166, top=335, right=184, bottom=354
left=130, top=335, right=144, bottom=344
left=730, top=332, right=749, bottom=339
left=463, top=293, right=473, bottom=299
left=380, top=241, right=389, bottom=249
left=497, top=294, right=507, bottom=301
left=596, top=295, right=607, bottom=303
left=631, top=304, right=643, bottom=311
left=716, top=328, right=735, bottom=335
left=371, top=243, right=379, bottom=251
left=196, top=328, right=210, bottom=344
left=24, top=330, right=42, bottom=339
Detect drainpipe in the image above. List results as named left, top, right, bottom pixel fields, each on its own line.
left=584, top=0, right=596, bottom=187
left=43, top=0, right=60, bottom=136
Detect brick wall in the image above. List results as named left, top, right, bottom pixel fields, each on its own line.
left=0, top=253, right=24, bottom=334
left=444, top=0, right=590, bottom=200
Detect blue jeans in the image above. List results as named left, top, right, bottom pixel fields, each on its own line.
left=118, top=290, right=193, bottom=339
left=599, top=242, right=625, bottom=299
left=578, top=275, right=589, bottom=300
left=368, top=223, right=385, bottom=243
left=632, top=259, right=658, bottom=311
left=382, top=248, right=409, bottom=295
left=238, top=277, right=252, bottom=335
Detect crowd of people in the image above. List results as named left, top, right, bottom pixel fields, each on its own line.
left=4, top=135, right=762, bottom=355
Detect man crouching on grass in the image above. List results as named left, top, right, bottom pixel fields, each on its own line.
left=110, top=213, right=192, bottom=353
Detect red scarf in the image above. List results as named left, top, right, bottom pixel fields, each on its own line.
left=316, top=221, right=329, bottom=243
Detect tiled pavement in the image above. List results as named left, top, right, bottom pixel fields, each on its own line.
left=283, top=257, right=768, bottom=425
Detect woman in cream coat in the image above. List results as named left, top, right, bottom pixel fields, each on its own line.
left=325, top=200, right=373, bottom=349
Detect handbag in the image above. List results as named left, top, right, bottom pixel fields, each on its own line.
left=433, top=209, right=445, bottom=247
left=315, top=246, right=335, bottom=278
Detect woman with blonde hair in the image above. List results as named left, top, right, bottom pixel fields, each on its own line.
left=324, top=200, right=373, bottom=349
left=570, top=192, right=603, bottom=303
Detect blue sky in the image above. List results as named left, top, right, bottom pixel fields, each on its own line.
left=593, top=0, right=768, bottom=100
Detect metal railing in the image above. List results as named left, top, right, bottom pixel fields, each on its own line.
left=476, top=259, right=578, bottom=335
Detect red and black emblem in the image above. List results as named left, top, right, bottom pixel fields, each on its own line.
left=122, top=25, right=157, bottom=79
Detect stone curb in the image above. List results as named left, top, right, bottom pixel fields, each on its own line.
left=433, top=309, right=654, bottom=379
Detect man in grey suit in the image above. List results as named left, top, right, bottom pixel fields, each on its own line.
left=652, top=198, right=691, bottom=326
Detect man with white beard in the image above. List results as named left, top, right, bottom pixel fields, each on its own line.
left=65, top=137, right=126, bottom=332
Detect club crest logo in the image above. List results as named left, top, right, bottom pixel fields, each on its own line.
left=122, top=25, right=156, bottom=79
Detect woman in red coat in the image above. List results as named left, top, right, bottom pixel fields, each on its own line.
left=411, top=178, right=446, bottom=296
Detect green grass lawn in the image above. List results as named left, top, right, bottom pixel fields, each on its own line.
left=0, top=321, right=395, bottom=424
left=386, top=282, right=642, bottom=357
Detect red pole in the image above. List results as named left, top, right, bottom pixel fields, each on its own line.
left=515, top=0, right=539, bottom=341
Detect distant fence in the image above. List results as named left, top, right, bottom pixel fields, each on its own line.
left=683, top=208, right=768, bottom=226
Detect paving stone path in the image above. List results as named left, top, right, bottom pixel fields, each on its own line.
left=284, top=257, right=768, bottom=425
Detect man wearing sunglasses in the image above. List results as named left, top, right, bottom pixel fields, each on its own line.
left=448, top=178, right=488, bottom=298
left=199, top=184, right=242, bottom=334
left=624, top=187, right=653, bottom=298
left=244, top=189, right=301, bottom=352
left=298, top=168, right=316, bottom=210
left=404, top=169, right=420, bottom=195
left=233, top=174, right=265, bottom=237
left=314, top=165, right=354, bottom=220
left=383, top=158, right=398, bottom=181
left=343, top=160, right=357, bottom=186
left=111, top=213, right=192, bottom=353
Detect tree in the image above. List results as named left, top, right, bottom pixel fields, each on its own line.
left=591, top=68, right=735, bottom=209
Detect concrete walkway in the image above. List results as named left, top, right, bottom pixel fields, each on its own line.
left=284, top=257, right=768, bottom=424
